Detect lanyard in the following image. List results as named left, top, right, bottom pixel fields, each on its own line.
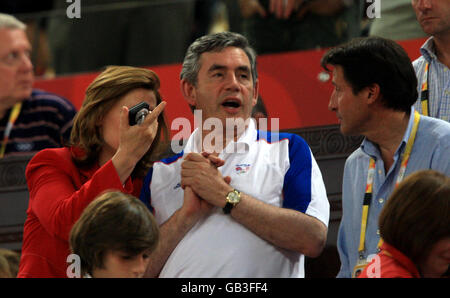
left=0, top=102, right=22, bottom=158
left=420, top=62, right=429, bottom=116
left=357, top=111, right=421, bottom=258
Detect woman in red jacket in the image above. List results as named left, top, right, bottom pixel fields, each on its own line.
left=17, top=66, right=169, bottom=278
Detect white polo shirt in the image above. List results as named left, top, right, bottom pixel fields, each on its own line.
left=140, top=120, right=329, bottom=277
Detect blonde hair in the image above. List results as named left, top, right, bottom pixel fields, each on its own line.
left=70, top=65, right=169, bottom=178
left=0, top=13, right=26, bottom=30
left=0, top=248, right=20, bottom=278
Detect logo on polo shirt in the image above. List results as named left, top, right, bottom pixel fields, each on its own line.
left=173, top=182, right=181, bottom=190
left=235, top=164, right=250, bottom=175
left=15, top=142, right=34, bottom=152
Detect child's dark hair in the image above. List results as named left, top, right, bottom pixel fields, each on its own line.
left=69, top=191, right=159, bottom=276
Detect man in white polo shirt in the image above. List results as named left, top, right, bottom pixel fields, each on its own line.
left=140, top=32, right=329, bottom=278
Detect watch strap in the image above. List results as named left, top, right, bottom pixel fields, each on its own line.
left=223, top=202, right=234, bottom=214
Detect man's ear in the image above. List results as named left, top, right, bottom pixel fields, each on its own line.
left=366, top=83, right=381, bottom=105
left=180, top=79, right=196, bottom=108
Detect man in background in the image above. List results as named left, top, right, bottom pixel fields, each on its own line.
left=411, top=0, right=450, bottom=121
left=0, top=13, right=76, bottom=158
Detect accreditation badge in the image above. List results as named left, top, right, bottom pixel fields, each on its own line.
left=352, top=258, right=369, bottom=278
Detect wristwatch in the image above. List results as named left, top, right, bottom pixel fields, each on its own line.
left=223, top=189, right=241, bottom=214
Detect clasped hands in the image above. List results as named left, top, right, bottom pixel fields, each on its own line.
left=180, top=152, right=233, bottom=218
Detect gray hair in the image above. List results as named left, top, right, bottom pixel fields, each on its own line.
left=0, top=13, right=26, bottom=30
left=180, top=31, right=258, bottom=87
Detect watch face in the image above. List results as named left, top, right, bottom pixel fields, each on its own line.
left=228, top=191, right=240, bottom=203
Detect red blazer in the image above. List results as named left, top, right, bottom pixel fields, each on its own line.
left=359, top=242, right=421, bottom=278
left=17, top=147, right=143, bottom=278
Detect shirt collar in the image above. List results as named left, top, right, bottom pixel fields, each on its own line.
left=420, top=37, right=438, bottom=63
left=381, top=242, right=421, bottom=278
left=361, top=106, right=416, bottom=159
left=184, top=118, right=257, bottom=154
